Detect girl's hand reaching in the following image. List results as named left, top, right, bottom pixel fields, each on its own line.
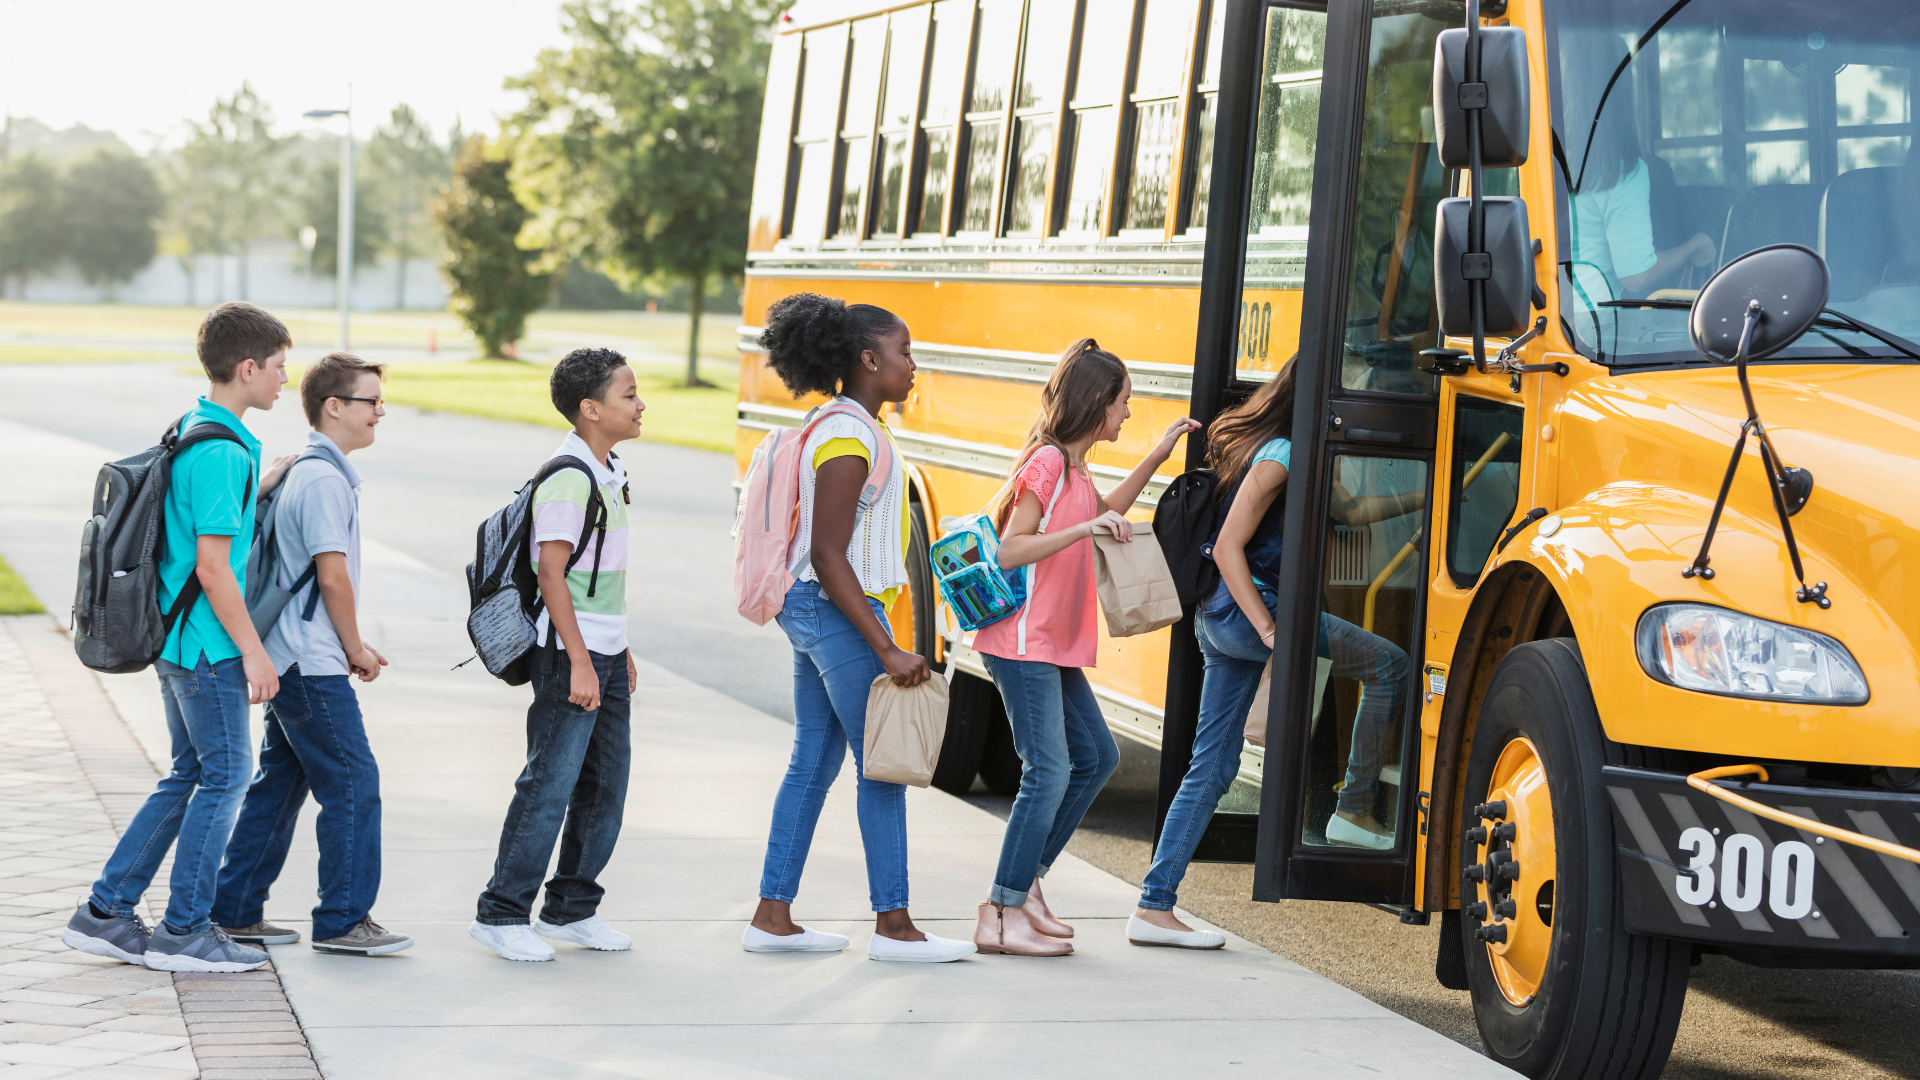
left=1088, top=510, right=1134, bottom=542
left=1157, top=416, right=1202, bottom=456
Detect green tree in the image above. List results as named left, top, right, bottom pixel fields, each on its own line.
left=368, top=104, right=455, bottom=309
left=0, top=156, right=64, bottom=294
left=507, top=0, right=782, bottom=387
left=171, top=84, right=285, bottom=299
left=435, top=138, right=553, bottom=358
left=295, top=156, right=387, bottom=281
left=64, top=152, right=165, bottom=294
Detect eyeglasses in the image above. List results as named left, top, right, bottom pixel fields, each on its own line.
left=334, top=395, right=385, bottom=408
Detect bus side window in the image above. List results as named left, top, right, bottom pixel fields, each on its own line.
left=1058, top=0, right=1133, bottom=237
left=1119, top=0, right=1201, bottom=234
left=833, top=17, right=889, bottom=240
left=1444, top=396, right=1525, bottom=588
left=916, top=0, right=974, bottom=235
left=956, top=0, right=1024, bottom=233
left=786, top=25, right=851, bottom=244
left=872, top=6, right=931, bottom=239
left=1005, top=0, right=1077, bottom=236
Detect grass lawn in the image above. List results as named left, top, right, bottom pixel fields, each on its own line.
left=381, top=358, right=740, bottom=455
left=0, top=551, right=45, bottom=615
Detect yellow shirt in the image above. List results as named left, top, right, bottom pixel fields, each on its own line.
left=813, top=434, right=911, bottom=609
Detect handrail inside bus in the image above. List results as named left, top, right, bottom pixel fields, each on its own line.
left=1687, top=764, right=1920, bottom=867
left=1362, top=432, right=1513, bottom=633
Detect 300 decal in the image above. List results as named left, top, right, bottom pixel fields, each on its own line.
left=1675, top=828, right=1817, bottom=919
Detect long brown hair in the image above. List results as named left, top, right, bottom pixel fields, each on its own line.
left=993, top=338, right=1128, bottom=523
left=1207, top=353, right=1298, bottom=496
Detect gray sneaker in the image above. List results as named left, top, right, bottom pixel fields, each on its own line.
left=220, top=920, right=302, bottom=945
left=143, top=923, right=270, bottom=973
left=62, top=902, right=152, bottom=966
left=313, top=917, right=413, bottom=956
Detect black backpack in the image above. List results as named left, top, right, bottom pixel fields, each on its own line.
left=74, top=416, right=253, bottom=674
left=462, top=455, right=620, bottom=685
left=1152, top=468, right=1222, bottom=609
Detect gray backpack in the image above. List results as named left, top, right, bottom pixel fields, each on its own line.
left=73, top=416, right=252, bottom=674
left=243, top=452, right=333, bottom=639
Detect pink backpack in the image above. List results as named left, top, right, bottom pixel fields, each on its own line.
left=733, top=401, right=898, bottom=625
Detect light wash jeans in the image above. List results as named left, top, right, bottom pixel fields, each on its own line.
left=91, top=656, right=252, bottom=933
left=1139, top=583, right=1409, bottom=910
left=759, top=581, right=910, bottom=912
left=981, top=655, right=1120, bottom=908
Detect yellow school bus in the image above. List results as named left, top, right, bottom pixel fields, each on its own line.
left=738, top=0, right=1920, bottom=1075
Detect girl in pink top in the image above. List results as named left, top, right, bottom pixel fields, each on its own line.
left=971, top=340, right=1198, bottom=956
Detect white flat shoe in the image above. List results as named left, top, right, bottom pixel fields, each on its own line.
left=742, top=924, right=849, bottom=953
left=1127, top=914, right=1225, bottom=950
left=867, top=931, right=976, bottom=963
left=1325, top=812, right=1395, bottom=850
left=535, top=916, right=631, bottom=951
left=469, top=920, right=555, bottom=962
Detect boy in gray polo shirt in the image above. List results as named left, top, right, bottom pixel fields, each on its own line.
left=212, top=352, right=412, bottom=956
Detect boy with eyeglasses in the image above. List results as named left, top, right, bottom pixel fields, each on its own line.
left=210, top=351, right=413, bottom=956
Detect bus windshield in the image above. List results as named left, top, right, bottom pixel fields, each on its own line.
left=1548, top=0, right=1920, bottom=367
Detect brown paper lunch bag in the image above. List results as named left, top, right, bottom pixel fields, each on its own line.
left=1091, top=524, right=1183, bottom=637
left=863, top=672, right=950, bottom=787
left=1245, top=655, right=1334, bottom=748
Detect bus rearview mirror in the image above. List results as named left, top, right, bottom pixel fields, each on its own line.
left=1433, top=26, right=1531, bottom=169
left=1689, top=244, right=1830, bottom=362
left=1435, top=197, right=1534, bottom=338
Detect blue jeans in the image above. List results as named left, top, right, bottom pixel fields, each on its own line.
left=91, top=656, right=251, bottom=933
left=981, top=656, right=1119, bottom=908
left=1139, top=584, right=1409, bottom=910
left=476, top=648, right=632, bottom=926
left=760, top=581, right=910, bottom=912
left=211, top=668, right=381, bottom=942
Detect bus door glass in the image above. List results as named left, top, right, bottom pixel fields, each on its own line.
left=1254, top=0, right=1458, bottom=905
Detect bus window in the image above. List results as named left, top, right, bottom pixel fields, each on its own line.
left=1059, top=0, right=1133, bottom=236
left=917, top=0, right=973, bottom=235
left=873, top=5, right=930, bottom=239
left=1006, top=0, right=1076, bottom=235
left=958, top=0, right=1023, bottom=233
left=834, top=17, right=889, bottom=239
left=1300, top=454, right=1426, bottom=852
left=1237, top=5, right=1327, bottom=375
left=1443, top=396, right=1524, bottom=589
left=786, top=25, right=851, bottom=244
left=1181, top=0, right=1226, bottom=235
left=1121, top=0, right=1200, bottom=232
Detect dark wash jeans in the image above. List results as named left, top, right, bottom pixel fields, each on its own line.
left=91, top=656, right=251, bottom=933
left=476, top=648, right=632, bottom=926
left=211, top=667, right=382, bottom=942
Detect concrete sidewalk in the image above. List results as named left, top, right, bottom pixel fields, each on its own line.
left=0, top=396, right=1519, bottom=1080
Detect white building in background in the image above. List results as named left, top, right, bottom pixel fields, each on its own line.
left=9, top=239, right=449, bottom=311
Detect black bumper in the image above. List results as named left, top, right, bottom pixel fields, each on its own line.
left=1604, top=766, right=1920, bottom=962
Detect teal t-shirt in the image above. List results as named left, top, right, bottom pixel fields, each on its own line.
left=1253, top=437, right=1292, bottom=470
left=157, top=398, right=261, bottom=669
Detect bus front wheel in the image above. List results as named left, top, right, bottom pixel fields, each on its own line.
left=1458, top=639, right=1689, bottom=1080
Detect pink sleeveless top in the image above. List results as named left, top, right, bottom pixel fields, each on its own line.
left=972, top=446, right=1102, bottom=669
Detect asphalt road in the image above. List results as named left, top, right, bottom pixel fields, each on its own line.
left=3, top=361, right=1913, bottom=1080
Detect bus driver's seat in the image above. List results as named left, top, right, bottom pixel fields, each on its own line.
left=1820, top=156, right=1914, bottom=300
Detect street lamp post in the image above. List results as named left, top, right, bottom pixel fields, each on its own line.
left=304, top=100, right=353, bottom=350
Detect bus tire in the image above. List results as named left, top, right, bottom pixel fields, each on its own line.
left=1459, top=639, right=1688, bottom=1080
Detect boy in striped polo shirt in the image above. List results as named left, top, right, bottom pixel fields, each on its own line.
left=472, top=348, right=643, bottom=963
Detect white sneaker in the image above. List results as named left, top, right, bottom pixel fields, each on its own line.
left=534, top=916, right=631, bottom=952
left=469, top=920, right=555, bottom=962
left=742, top=924, right=850, bottom=953
left=1127, top=914, right=1226, bottom=950
left=1325, top=812, right=1395, bottom=850
left=867, top=931, right=976, bottom=963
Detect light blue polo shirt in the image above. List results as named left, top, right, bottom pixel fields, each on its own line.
left=157, top=398, right=261, bottom=669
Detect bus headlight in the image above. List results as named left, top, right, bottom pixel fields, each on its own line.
left=1635, top=603, right=1869, bottom=705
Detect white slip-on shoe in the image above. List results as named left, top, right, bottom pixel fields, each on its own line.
left=534, top=916, right=632, bottom=952
left=469, top=920, right=556, bottom=962
left=1325, top=812, right=1395, bottom=851
left=1127, top=914, right=1226, bottom=950
left=742, top=924, right=850, bottom=953
left=868, top=931, right=976, bottom=963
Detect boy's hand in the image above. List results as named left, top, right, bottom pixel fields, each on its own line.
left=627, top=650, right=638, bottom=693
left=259, top=454, right=298, bottom=497
left=349, top=644, right=388, bottom=683
left=242, top=648, right=280, bottom=704
left=569, top=656, right=602, bottom=712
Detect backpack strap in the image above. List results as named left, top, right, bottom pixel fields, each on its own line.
left=161, top=418, right=256, bottom=637
left=801, top=400, right=897, bottom=512
left=1016, top=446, right=1074, bottom=657
left=522, top=457, right=609, bottom=666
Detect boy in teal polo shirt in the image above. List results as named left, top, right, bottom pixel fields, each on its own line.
left=64, top=302, right=294, bottom=973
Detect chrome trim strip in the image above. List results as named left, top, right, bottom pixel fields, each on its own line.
left=948, top=641, right=1168, bottom=752
left=737, top=402, right=1167, bottom=508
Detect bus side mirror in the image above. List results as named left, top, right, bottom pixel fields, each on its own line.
left=1435, top=197, right=1534, bottom=337
left=1433, top=26, right=1531, bottom=168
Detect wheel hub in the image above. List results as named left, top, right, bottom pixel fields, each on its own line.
left=1464, top=737, right=1557, bottom=1006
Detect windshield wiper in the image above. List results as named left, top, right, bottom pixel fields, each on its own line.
left=1597, top=299, right=1920, bottom=360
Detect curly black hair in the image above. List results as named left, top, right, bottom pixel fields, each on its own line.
left=756, top=292, right=903, bottom=396
left=550, top=347, right=630, bottom=423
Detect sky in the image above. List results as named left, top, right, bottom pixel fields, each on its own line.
left=0, top=0, right=576, bottom=151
